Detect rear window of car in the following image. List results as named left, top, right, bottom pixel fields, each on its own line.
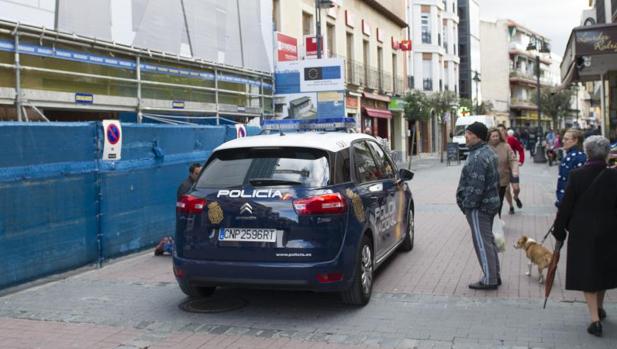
left=196, top=147, right=331, bottom=188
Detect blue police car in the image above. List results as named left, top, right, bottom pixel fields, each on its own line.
left=173, top=128, right=415, bottom=305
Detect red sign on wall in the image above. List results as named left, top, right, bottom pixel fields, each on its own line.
left=399, top=40, right=412, bottom=51
left=305, top=36, right=319, bottom=59
left=276, top=32, right=298, bottom=62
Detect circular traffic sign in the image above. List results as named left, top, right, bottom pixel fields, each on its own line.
left=106, top=123, right=121, bottom=145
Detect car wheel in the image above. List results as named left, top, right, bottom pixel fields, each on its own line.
left=399, top=210, right=415, bottom=252
left=179, top=282, right=216, bottom=298
left=341, top=235, right=373, bottom=306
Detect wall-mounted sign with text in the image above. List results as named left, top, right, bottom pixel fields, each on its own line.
left=276, top=32, right=298, bottom=62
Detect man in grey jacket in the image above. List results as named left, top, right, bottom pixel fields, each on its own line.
left=456, top=122, right=501, bottom=290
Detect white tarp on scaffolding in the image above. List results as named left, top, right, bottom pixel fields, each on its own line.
left=49, top=0, right=272, bottom=72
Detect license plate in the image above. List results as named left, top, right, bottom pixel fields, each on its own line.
left=218, top=228, right=277, bottom=242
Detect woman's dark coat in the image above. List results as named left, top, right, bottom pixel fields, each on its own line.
left=552, top=163, right=617, bottom=292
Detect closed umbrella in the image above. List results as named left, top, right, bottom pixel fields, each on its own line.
left=543, top=239, right=564, bottom=309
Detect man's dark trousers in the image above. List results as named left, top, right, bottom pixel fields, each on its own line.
left=465, top=209, right=500, bottom=285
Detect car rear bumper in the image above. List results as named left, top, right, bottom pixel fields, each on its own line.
left=173, top=252, right=354, bottom=292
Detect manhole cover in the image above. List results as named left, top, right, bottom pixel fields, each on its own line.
left=179, top=296, right=248, bottom=313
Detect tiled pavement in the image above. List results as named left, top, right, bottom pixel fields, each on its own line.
left=0, top=155, right=615, bottom=349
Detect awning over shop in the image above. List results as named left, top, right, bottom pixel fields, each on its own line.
left=362, top=92, right=391, bottom=103
left=362, top=107, right=392, bottom=119
left=561, top=23, right=617, bottom=86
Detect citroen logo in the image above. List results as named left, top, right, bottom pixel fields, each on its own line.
left=240, top=203, right=253, bottom=215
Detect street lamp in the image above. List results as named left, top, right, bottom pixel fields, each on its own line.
left=315, top=0, right=335, bottom=59
left=526, top=37, right=550, bottom=163
left=473, top=71, right=481, bottom=114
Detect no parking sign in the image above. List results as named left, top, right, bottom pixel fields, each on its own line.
left=102, top=120, right=122, bottom=160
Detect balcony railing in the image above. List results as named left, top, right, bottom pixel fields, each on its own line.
left=509, top=70, right=552, bottom=86
left=510, top=97, right=537, bottom=108
left=394, top=77, right=405, bottom=95
left=344, top=59, right=403, bottom=92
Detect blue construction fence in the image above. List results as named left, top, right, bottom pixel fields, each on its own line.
left=0, top=121, right=259, bottom=290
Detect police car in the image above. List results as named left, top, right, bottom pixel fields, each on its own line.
left=173, top=119, right=415, bottom=305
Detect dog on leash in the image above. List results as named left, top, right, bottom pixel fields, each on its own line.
left=513, top=236, right=553, bottom=284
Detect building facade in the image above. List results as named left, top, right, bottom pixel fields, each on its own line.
left=457, top=0, right=480, bottom=104
left=0, top=0, right=274, bottom=122
left=273, top=0, right=409, bottom=156
left=480, top=19, right=555, bottom=128
left=407, top=0, right=460, bottom=153
left=561, top=0, right=617, bottom=141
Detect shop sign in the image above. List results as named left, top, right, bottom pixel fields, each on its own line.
left=388, top=97, right=406, bottom=111
left=304, top=36, right=320, bottom=59
left=346, top=96, right=359, bottom=109
left=276, top=32, right=298, bottom=62
left=576, top=26, right=617, bottom=55
left=399, top=40, right=412, bottom=51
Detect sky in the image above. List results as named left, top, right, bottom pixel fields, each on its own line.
left=479, top=0, right=589, bottom=58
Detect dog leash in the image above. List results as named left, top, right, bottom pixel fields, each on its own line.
left=540, top=225, right=554, bottom=245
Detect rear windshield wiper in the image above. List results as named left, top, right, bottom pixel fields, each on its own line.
left=249, top=178, right=303, bottom=186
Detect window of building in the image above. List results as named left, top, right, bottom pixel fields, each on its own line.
left=421, top=13, right=431, bottom=44
left=302, top=12, right=314, bottom=36
left=377, top=46, right=384, bottom=90
left=392, top=53, right=398, bottom=92
left=327, top=23, right=336, bottom=57
left=443, top=23, right=448, bottom=52
left=422, top=56, right=432, bottom=91
left=363, top=40, right=370, bottom=84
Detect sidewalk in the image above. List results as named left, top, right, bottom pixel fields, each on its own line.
left=0, top=158, right=615, bottom=349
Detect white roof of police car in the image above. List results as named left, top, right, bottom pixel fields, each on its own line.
left=215, top=132, right=376, bottom=153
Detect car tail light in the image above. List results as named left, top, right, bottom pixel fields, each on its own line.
left=293, top=193, right=347, bottom=215
left=176, top=195, right=206, bottom=214
left=173, top=266, right=185, bottom=279
left=316, top=272, right=343, bottom=283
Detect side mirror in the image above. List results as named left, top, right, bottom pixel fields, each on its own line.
left=398, top=168, right=414, bottom=181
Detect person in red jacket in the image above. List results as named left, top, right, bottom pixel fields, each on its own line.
left=506, top=129, right=525, bottom=165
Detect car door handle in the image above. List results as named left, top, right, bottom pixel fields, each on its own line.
left=368, top=183, right=383, bottom=192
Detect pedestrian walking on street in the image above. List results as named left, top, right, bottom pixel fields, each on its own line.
left=177, top=163, right=202, bottom=200
left=556, top=129, right=586, bottom=207
left=497, top=125, right=523, bottom=214
left=487, top=128, right=519, bottom=218
left=552, top=136, right=617, bottom=337
left=456, top=122, right=502, bottom=290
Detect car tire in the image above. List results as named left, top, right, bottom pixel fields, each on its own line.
left=341, top=235, right=373, bottom=306
left=179, top=282, right=216, bottom=298
left=399, top=210, right=415, bottom=252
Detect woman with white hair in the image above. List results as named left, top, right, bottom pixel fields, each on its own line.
left=552, top=135, right=617, bottom=337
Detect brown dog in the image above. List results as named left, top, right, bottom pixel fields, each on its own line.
left=513, top=236, right=553, bottom=284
